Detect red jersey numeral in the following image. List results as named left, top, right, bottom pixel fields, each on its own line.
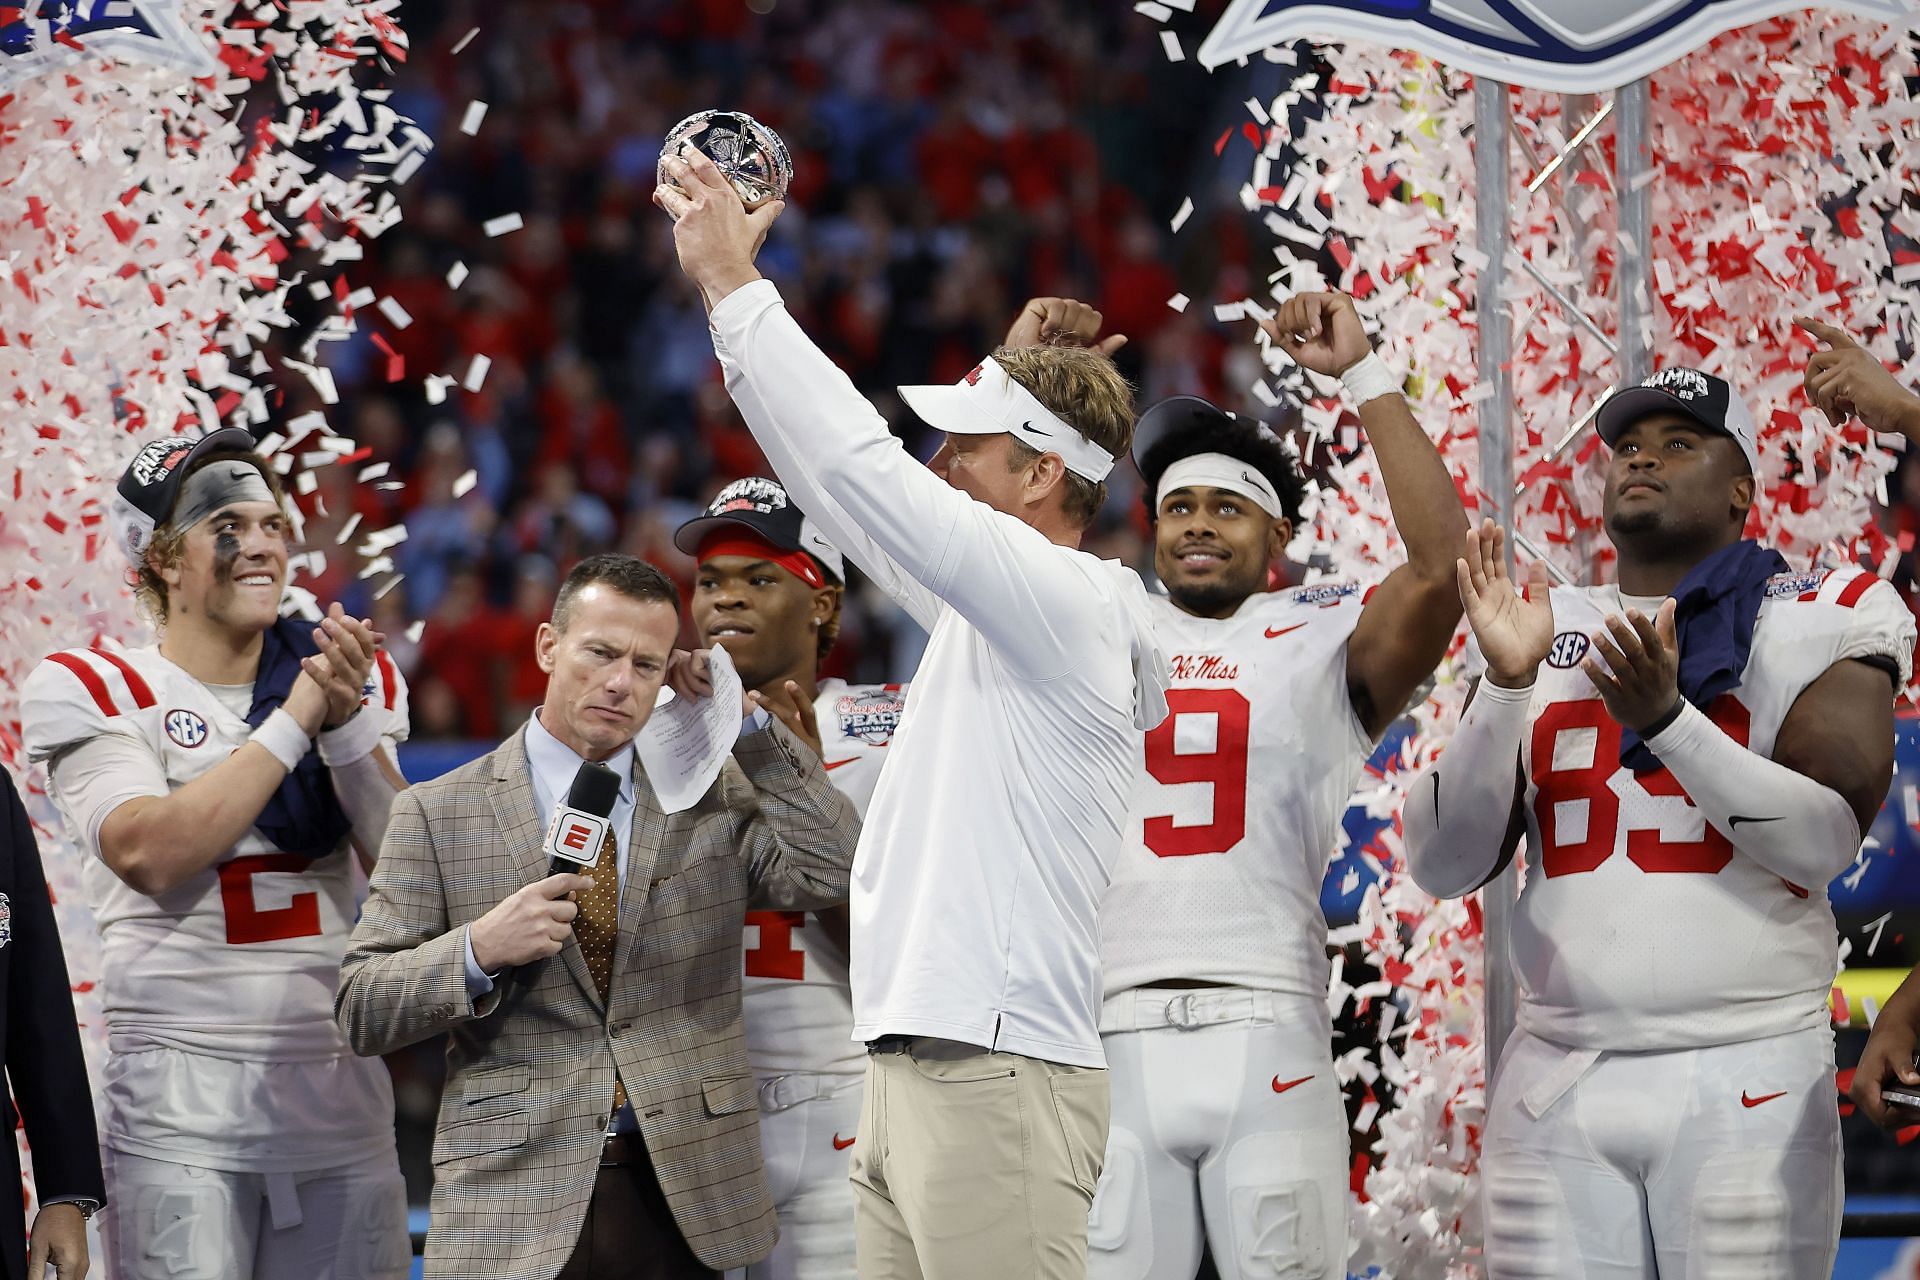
left=744, top=910, right=807, bottom=979
left=218, top=854, right=322, bottom=944
left=1530, top=695, right=1751, bottom=878
left=1143, top=687, right=1252, bottom=857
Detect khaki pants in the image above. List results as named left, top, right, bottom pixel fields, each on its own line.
left=851, top=1037, right=1109, bottom=1280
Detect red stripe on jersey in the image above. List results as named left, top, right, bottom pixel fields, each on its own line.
left=89, top=647, right=155, bottom=708
left=374, top=649, right=397, bottom=710
left=46, top=652, right=119, bottom=718
left=1835, top=574, right=1875, bottom=609
left=1363, top=583, right=1379, bottom=605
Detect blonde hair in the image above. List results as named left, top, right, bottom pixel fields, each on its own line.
left=991, top=345, right=1135, bottom=528
left=133, top=452, right=289, bottom=624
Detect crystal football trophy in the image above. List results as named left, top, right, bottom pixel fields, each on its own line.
left=657, top=110, right=792, bottom=210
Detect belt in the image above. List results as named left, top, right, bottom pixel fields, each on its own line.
left=758, top=1072, right=864, bottom=1112
left=1099, top=987, right=1285, bottom=1033
left=600, top=1133, right=647, bottom=1167
left=866, top=1035, right=915, bottom=1055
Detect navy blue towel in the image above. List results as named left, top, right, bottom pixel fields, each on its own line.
left=1619, top=539, right=1787, bottom=771
left=246, top=617, right=354, bottom=859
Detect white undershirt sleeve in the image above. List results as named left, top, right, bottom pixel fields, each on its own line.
left=1403, top=678, right=1531, bottom=899
left=1643, top=699, right=1861, bottom=887
left=711, top=279, right=1106, bottom=681
left=324, top=738, right=404, bottom=859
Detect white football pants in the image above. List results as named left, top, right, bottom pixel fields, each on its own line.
left=746, top=1071, right=863, bottom=1280
left=1483, top=1025, right=1841, bottom=1279
left=1087, top=987, right=1349, bottom=1280
left=101, top=1145, right=409, bottom=1280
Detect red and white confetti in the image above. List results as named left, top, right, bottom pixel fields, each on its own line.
left=0, top=0, right=429, bottom=1216
left=1199, top=9, right=1917, bottom=1274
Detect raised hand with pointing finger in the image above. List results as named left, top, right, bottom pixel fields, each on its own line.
left=1795, top=315, right=1920, bottom=439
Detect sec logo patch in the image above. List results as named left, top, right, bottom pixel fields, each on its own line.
left=1547, top=631, right=1590, bottom=669
left=165, top=708, right=210, bottom=748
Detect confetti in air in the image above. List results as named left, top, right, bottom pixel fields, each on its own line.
left=0, top=0, right=433, bottom=1215
left=1207, top=12, right=1917, bottom=1276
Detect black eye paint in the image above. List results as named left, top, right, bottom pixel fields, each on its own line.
left=214, top=531, right=241, bottom=581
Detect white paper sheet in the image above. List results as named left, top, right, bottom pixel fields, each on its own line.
left=634, top=645, right=745, bottom=814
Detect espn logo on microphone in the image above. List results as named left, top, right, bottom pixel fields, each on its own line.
left=544, top=808, right=610, bottom=869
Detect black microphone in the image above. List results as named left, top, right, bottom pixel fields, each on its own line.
left=544, top=761, right=622, bottom=876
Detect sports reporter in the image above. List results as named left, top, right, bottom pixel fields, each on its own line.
left=336, top=553, right=860, bottom=1280
left=659, top=150, right=1169, bottom=1278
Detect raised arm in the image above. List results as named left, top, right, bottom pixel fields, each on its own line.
left=708, top=317, right=942, bottom=630
left=1263, top=292, right=1468, bottom=739
left=1403, top=522, right=1551, bottom=898
left=661, top=149, right=1109, bottom=679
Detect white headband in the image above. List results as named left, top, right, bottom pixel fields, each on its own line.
left=897, top=356, right=1117, bottom=482
left=1155, top=453, right=1284, bottom=519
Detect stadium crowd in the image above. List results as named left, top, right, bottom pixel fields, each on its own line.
left=297, top=0, right=1302, bottom=744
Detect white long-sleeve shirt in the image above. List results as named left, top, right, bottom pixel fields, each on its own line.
left=710, top=279, right=1169, bottom=1067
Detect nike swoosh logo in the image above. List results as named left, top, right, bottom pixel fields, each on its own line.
left=1022, top=419, right=1052, bottom=437
left=1265, top=624, right=1308, bottom=640
left=1728, top=814, right=1783, bottom=828
left=824, top=758, right=858, bottom=771
left=1741, top=1090, right=1788, bottom=1108
left=832, top=1134, right=856, bottom=1150
left=1271, top=1074, right=1315, bottom=1094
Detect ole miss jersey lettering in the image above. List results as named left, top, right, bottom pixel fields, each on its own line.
left=1492, top=570, right=1913, bottom=1052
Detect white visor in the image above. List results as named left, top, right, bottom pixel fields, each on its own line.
left=897, top=357, right=1116, bottom=482
left=1155, top=453, right=1284, bottom=519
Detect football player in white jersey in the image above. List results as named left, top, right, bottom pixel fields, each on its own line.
left=1405, top=367, right=1915, bottom=1277
left=676, top=477, right=903, bottom=1280
left=21, top=428, right=413, bottom=1280
left=1081, top=291, right=1468, bottom=1280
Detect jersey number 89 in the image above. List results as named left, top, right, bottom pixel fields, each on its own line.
left=1531, top=694, right=1751, bottom=878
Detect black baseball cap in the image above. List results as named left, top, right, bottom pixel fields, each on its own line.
left=1595, top=367, right=1760, bottom=474
left=674, top=477, right=845, bottom=584
left=109, top=427, right=261, bottom=565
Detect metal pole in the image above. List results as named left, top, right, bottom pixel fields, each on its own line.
left=1616, top=78, right=1654, bottom=383
left=1474, top=80, right=1519, bottom=1071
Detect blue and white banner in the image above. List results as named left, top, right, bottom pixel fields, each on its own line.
left=1200, top=0, right=1915, bottom=90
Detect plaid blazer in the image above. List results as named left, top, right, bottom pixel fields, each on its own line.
left=336, top=720, right=859, bottom=1279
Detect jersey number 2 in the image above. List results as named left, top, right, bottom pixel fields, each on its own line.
left=1531, top=695, right=1752, bottom=878
left=1143, top=688, right=1252, bottom=857
left=218, top=855, right=322, bottom=944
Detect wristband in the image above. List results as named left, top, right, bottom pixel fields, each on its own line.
left=1638, top=695, right=1687, bottom=741
left=1475, top=674, right=1539, bottom=703
left=318, top=703, right=385, bottom=766
left=251, top=708, right=313, bottom=773
left=1339, top=351, right=1401, bottom=405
